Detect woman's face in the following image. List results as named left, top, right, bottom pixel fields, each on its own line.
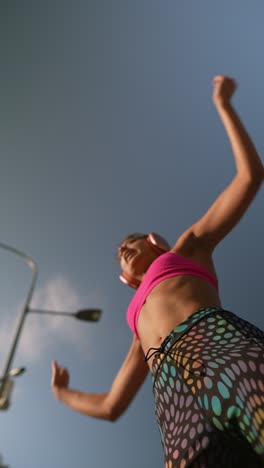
left=119, top=237, right=157, bottom=278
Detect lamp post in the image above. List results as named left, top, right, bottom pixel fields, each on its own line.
left=0, top=454, right=9, bottom=468
left=0, top=243, right=38, bottom=394
left=0, top=243, right=102, bottom=409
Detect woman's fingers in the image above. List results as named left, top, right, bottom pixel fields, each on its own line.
left=51, top=360, right=63, bottom=384
left=51, top=360, right=58, bottom=385
left=212, top=75, right=237, bottom=105
left=51, top=360, right=69, bottom=387
left=215, top=76, right=237, bottom=88
left=213, top=75, right=223, bottom=84
left=52, top=360, right=57, bottom=371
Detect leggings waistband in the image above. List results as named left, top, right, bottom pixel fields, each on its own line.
left=145, top=306, right=223, bottom=365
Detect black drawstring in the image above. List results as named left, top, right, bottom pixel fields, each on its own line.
left=145, top=343, right=206, bottom=377
left=144, top=346, right=165, bottom=362
left=144, top=334, right=173, bottom=362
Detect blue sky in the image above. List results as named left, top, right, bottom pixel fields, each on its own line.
left=0, top=1, right=263, bottom=467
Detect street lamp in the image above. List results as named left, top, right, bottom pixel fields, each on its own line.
left=0, top=243, right=102, bottom=410
left=27, top=307, right=101, bottom=322
left=0, top=367, right=26, bottom=382
left=0, top=306, right=102, bottom=411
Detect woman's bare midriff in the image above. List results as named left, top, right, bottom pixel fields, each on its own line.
left=137, top=250, right=222, bottom=369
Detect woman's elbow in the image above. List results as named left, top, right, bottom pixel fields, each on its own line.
left=108, top=405, right=124, bottom=422
left=108, top=409, right=119, bottom=422
left=106, top=399, right=129, bottom=422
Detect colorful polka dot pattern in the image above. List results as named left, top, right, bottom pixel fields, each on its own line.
left=151, top=307, right=264, bottom=467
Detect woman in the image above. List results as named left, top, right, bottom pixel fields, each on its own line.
left=51, top=76, right=264, bottom=467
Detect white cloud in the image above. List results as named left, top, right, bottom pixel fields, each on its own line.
left=0, top=276, right=95, bottom=366
left=30, top=276, right=82, bottom=313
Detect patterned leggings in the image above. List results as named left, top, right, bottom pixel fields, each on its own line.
left=150, top=306, right=264, bottom=467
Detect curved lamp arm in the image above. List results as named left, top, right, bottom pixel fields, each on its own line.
left=0, top=243, right=38, bottom=384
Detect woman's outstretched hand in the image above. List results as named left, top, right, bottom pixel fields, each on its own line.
left=213, top=75, right=237, bottom=107
left=51, top=360, right=70, bottom=399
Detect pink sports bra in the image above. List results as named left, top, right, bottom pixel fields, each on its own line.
left=127, top=251, right=218, bottom=337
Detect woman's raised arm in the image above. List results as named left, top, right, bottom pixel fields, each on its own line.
left=181, top=76, right=263, bottom=252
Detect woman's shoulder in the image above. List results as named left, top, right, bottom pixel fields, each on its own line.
left=170, top=227, right=217, bottom=277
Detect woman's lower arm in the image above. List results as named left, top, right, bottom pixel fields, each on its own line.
left=54, top=387, right=114, bottom=421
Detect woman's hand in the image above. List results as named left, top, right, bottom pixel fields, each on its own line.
left=213, top=75, right=237, bottom=107
left=51, top=360, right=70, bottom=399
